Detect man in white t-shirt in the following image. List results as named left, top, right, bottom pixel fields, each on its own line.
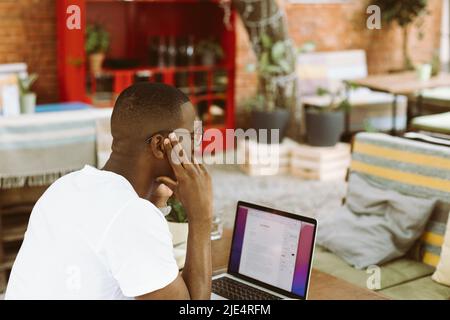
left=5, top=83, right=213, bottom=300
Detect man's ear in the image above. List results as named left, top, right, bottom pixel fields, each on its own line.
left=149, top=134, right=165, bottom=160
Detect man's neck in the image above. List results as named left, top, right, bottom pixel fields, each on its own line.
left=102, top=152, right=153, bottom=198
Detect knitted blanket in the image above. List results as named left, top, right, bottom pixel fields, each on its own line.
left=0, top=108, right=111, bottom=189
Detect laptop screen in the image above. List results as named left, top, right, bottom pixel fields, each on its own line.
left=228, top=203, right=316, bottom=299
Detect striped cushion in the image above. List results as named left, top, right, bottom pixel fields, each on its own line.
left=351, top=133, right=450, bottom=267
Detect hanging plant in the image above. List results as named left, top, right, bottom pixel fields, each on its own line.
left=233, top=0, right=300, bottom=139
left=252, top=33, right=296, bottom=112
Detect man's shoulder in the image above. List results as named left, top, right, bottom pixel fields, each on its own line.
left=99, top=197, right=171, bottom=251
left=116, top=197, right=165, bottom=224
left=46, top=166, right=136, bottom=200
left=35, top=166, right=145, bottom=229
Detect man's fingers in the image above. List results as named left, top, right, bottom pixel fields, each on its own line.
left=168, top=133, right=201, bottom=176
left=198, top=162, right=208, bottom=174
left=192, top=154, right=204, bottom=172
left=169, top=133, right=191, bottom=166
left=163, top=138, right=184, bottom=175
left=155, top=176, right=178, bottom=191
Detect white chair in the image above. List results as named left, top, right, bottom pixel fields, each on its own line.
left=297, top=50, right=407, bottom=132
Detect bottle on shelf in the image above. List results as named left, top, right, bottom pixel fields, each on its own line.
left=157, top=36, right=167, bottom=68
left=148, top=36, right=159, bottom=67
left=186, top=36, right=195, bottom=66
left=167, top=36, right=177, bottom=67
left=176, top=37, right=187, bottom=66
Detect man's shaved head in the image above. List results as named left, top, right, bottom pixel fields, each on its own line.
left=111, top=82, right=190, bottom=152
left=104, top=82, right=197, bottom=197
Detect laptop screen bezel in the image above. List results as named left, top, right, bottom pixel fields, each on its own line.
left=227, top=201, right=317, bottom=300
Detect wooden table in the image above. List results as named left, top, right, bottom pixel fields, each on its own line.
left=212, top=229, right=387, bottom=300
left=346, top=72, right=450, bottom=135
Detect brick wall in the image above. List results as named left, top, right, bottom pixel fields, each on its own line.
left=235, top=0, right=443, bottom=112
left=0, top=0, right=58, bottom=103
left=0, top=1, right=443, bottom=111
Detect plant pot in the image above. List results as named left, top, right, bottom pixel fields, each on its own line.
left=167, top=221, right=189, bottom=247
left=305, top=109, right=344, bottom=147
left=20, top=93, right=36, bottom=114
left=167, top=221, right=189, bottom=269
left=250, top=109, right=290, bottom=144
left=89, top=53, right=105, bottom=75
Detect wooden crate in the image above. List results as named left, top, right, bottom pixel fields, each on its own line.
left=236, top=138, right=351, bottom=180
left=237, top=138, right=296, bottom=176
left=290, top=143, right=351, bottom=181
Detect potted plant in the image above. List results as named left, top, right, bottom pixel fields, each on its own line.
left=247, top=34, right=295, bottom=144
left=305, top=87, right=350, bottom=147
left=165, top=198, right=222, bottom=267
left=166, top=198, right=189, bottom=247
left=18, top=73, right=38, bottom=114
left=85, top=24, right=110, bottom=74
left=196, top=38, right=224, bottom=66
left=371, top=0, right=428, bottom=71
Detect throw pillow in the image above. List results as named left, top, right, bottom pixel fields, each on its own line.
left=317, top=173, right=437, bottom=269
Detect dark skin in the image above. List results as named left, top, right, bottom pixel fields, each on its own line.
left=103, top=102, right=212, bottom=300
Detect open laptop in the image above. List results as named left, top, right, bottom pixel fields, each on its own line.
left=212, top=201, right=317, bottom=300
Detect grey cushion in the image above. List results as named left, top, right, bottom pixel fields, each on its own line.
left=317, top=173, right=436, bottom=269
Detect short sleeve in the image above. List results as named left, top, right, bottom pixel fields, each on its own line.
left=100, top=198, right=179, bottom=297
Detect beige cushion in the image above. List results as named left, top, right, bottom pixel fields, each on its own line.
left=432, top=212, right=450, bottom=286
left=313, top=246, right=434, bottom=291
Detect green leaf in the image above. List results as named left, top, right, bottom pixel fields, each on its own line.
left=316, top=87, right=329, bottom=96
left=259, top=52, right=270, bottom=70
left=271, top=41, right=285, bottom=61
left=372, top=0, right=428, bottom=26
left=278, top=60, right=291, bottom=73
left=19, top=73, right=38, bottom=94
left=260, top=33, right=272, bottom=49
left=338, top=99, right=352, bottom=112
left=266, top=65, right=283, bottom=74
left=363, top=119, right=378, bottom=133
left=167, top=198, right=188, bottom=223
left=85, top=24, right=110, bottom=54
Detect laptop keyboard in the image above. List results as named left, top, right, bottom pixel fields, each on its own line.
left=212, top=276, right=282, bottom=300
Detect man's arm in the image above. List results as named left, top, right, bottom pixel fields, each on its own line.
left=181, top=214, right=212, bottom=299
left=136, top=274, right=190, bottom=300
left=137, top=133, right=212, bottom=300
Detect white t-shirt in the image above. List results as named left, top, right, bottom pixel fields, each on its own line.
left=5, top=165, right=179, bottom=300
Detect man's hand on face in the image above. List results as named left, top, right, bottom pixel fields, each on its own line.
left=148, top=182, right=173, bottom=208
left=156, top=132, right=213, bottom=225
left=138, top=132, right=212, bottom=301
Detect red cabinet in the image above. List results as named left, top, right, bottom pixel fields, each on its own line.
left=57, top=0, right=236, bottom=133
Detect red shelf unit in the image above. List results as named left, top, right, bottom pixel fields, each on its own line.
left=57, top=0, right=236, bottom=134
